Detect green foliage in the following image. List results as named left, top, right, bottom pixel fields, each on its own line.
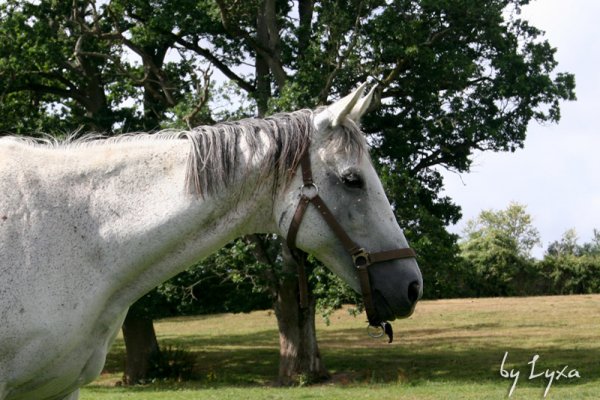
left=538, top=229, right=600, bottom=295
left=462, top=202, right=541, bottom=259
left=149, top=346, right=198, bottom=383
left=459, top=203, right=541, bottom=296
left=458, top=204, right=600, bottom=297
left=128, top=240, right=274, bottom=319
left=311, top=263, right=362, bottom=324
left=0, top=0, right=126, bottom=133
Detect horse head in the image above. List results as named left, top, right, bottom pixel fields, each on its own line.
left=275, top=84, right=423, bottom=326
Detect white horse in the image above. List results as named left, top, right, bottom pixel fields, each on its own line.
left=0, top=84, right=422, bottom=400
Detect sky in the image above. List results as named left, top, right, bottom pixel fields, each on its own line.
left=439, top=0, right=600, bottom=258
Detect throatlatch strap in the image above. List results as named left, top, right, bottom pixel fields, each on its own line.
left=286, top=197, right=311, bottom=309
left=294, top=251, right=310, bottom=308
left=357, top=264, right=377, bottom=325
left=286, top=197, right=310, bottom=251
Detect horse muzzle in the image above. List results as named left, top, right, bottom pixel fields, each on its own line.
left=368, top=258, right=423, bottom=322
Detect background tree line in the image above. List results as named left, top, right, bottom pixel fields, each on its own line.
left=0, top=0, right=575, bottom=385
left=458, top=203, right=600, bottom=297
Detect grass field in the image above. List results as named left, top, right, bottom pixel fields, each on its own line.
left=81, top=295, right=600, bottom=399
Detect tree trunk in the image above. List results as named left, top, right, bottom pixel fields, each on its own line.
left=255, top=1, right=273, bottom=116
left=121, top=310, right=161, bottom=385
left=297, top=0, right=314, bottom=60
left=273, top=246, right=329, bottom=385
left=253, top=0, right=325, bottom=382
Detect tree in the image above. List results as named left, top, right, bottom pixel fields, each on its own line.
left=463, top=202, right=542, bottom=258
left=547, top=228, right=580, bottom=257
left=0, top=0, right=121, bottom=133
left=459, top=203, right=541, bottom=296
left=540, top=229, right=600, bottom=294
left=1, top=0, right=575, bottom=385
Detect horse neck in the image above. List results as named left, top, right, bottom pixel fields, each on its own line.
left=19, top=137, right=278, bottom=308
left=91, top=136, right=276, bottom=249
left=97, top=137, right=278, bottom=305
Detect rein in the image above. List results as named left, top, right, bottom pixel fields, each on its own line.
left=286, top=149, right=416, bottom=343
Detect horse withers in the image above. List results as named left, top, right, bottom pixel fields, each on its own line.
left=0, top=83, right=422, bottom=400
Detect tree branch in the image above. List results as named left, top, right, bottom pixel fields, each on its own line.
left=260, top=0, right=286, bottom=90
left=244, top=234, right=279, bottom=299
left=28, top=71, right=76, bottom=91
left=170, top=34, right=255, bottom=94
left=103, top=5, right=177, bottom=107
left=409, top=140, right=484, bottom=174
left=297, top=0, right=314, bottom=60
left=215, top=0, right=288, bottom=89
left=379, top=27, right=452, bottom=92
left=317, top=1, right=365, bottom=104
left=7, top=82, right=87, bottom=105
left=184, top=68, right=213, bottom=129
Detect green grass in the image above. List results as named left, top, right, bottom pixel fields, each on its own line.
left=81, top=295, right=600, bottom=399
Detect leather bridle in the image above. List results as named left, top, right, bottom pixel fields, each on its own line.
left=286, top=147, right=417, bottom=342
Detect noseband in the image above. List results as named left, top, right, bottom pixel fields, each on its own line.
left=286, top=148, right=416, bottom=343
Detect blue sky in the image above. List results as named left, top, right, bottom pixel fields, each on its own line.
left=440, top=0, right=600, bottom=257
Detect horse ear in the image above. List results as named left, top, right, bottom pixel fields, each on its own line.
left=348, top=84, right=377, bottom=122
left=314, top=82, right=367, bottom=130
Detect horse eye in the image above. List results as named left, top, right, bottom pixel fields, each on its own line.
left=341, top=170, right=364, bottom=189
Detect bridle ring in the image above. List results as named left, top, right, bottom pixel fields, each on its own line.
left=299, top=182, right=319, bottom=199
left=366, top=323, right=385, bottom=339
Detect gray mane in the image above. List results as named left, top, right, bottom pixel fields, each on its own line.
left=181, top=109, right=366, bottom=198
left=1, top=109, right=367, bottom=198
left=183, top=110, right=313, bottom=198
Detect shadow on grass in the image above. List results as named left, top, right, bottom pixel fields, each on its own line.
left=98, top=325, right=600, bottom=390
left=102, top=328, right=280, bottom=386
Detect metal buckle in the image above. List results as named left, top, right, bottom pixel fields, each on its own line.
left=299, top=182, right=319, bottom=199
left=352, top=248, right=371, bottom=268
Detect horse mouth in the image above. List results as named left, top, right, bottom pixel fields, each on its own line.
left=373, top=290, right=416, bottom=321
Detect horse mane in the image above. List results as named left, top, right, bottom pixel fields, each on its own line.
left=0, top=109, right=367, bottom=198
left=184, top=110, right=314, bottom=198
left=181, top=109, right=367, bottom=198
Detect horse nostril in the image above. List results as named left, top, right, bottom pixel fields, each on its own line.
left=407, top=281, right=421, bottom=304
